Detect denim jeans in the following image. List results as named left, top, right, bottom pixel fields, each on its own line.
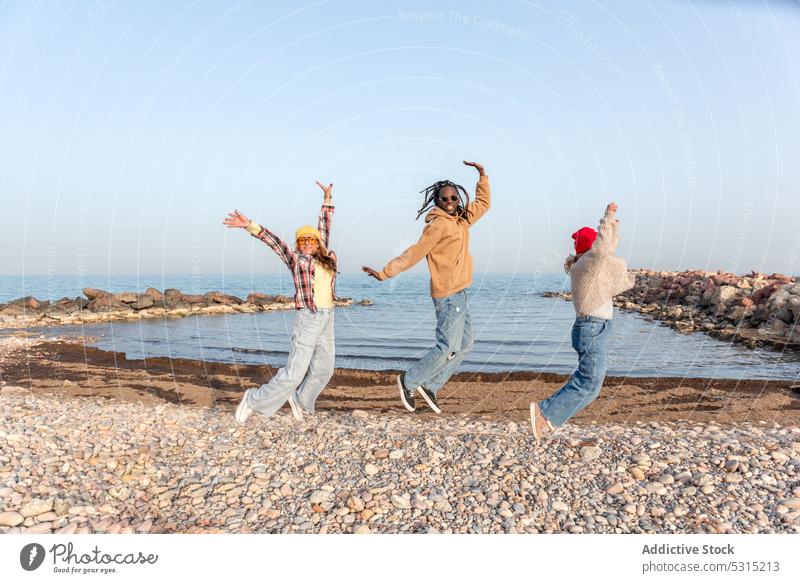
left=247, top=307, right=335, bottom=416
left=539, top=316, right=611, bottom=427
left=405, top=289, right=473, bottom=395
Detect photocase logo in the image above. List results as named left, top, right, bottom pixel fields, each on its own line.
left=20, top=543, right=46, bottom=571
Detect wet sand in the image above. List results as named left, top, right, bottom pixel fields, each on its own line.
left=2, top=340, right=799, bottom=425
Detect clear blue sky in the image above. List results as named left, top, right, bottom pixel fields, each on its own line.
left=1, top=0, right=798, bottom=277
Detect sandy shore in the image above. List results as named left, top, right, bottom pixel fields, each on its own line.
left=1, top=338, right=798, bottom=425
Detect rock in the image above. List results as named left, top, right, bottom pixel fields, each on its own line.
left=131, top=295, right=155, bottom=310
left=88, top=296, right=133, bottom=313
left=180, top=294, right=206, bottom=304
left=0, top=511, right=24, bottom=527
left=309, top=491, right=331, bottom=504
left=347, top=497, right=365, bottom=512
left=144, top=287, right=163, bottom=300
left=783, top=498, right=800, bottom=510
left=83, top=288, right=110, bottom=300
left=364, top=464, right=379, bottom=476
left=20, top=498, right=54, bottom=518
left=580, top=446, right=602, bottom=461
left=552, top=501, right=568, bottom=512
left=630, top=467, right=646, bottom=480
left=372, top=448, right=389, bottom=459
left=113, top=292, right=138, bottom=303
left=1, top=385, right=31, bottom=395
left=360, top=509, right=375, bottom=521
left=204, top=292, right=243, bottom=305
left=605, top=482, right=624, bottom=495
left=391, top=495, right=411, bottom=509
left=389, top=449, right=404, bottom=460
left=303, top=464, right=318, bottom=474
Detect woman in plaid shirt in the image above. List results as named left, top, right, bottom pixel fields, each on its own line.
left=224, top=181, right=338, bottom=425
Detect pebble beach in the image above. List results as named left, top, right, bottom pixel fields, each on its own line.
left=1, top=388, right=799, bottom=535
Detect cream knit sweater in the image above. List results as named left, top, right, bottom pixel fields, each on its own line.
left=569, top=209, right=636, bottom=318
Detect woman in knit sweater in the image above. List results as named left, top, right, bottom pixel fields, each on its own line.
left=530, top=202, right=635, bottom=444
left=224, top=181, right=338, bottom=425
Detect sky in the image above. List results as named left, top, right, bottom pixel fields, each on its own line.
left=0, top=0, right=798, bottom=277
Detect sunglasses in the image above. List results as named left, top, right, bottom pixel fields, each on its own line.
left=437, top=194, right=460, bottom=203
left=297, top=237, right=318, bottom=245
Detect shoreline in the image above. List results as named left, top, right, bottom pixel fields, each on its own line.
left=2, top=338, right=799, bottom=534
left=2, top=338, right=798, bottom=425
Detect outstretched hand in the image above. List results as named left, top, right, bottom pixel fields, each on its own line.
left=362, top=266, right=382, bottom=280
left=316, top=181, right=333, bottom=203
left=223, top=210, right=251, bottom=229
left=463, top=160, right=485, bottom=176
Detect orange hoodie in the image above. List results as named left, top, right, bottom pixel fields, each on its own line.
left=378, top=175, right=491, bottom=298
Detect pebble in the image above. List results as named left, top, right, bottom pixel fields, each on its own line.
left=605, top=482, right=624, bottom=495
left=364, top=464, right=379, bottom=476
left=580, top=446, right=602, bottom=461
left=0, top=511, right=24, bottom=527
left=309, top=491, right=331, bottom=504
left=20, top=499, right=53, bottom=518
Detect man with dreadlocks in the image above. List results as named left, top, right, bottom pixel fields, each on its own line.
left=363, top=161, right=490, bottom=413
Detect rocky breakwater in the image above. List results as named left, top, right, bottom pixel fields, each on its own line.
left=546, top=270, right=799, bottom=350
left=0, top=288, right=373, bottom=329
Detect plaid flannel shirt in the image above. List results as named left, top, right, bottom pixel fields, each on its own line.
left=247, top=204, right=337, bottom=312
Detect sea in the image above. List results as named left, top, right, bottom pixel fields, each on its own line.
left=1, top=273, right=798, bottom=381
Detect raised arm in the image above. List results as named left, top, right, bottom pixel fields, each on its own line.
left=315, top=181, right=334, bottom=248
left=362, top=220, right=444, bottom=281
left=463, top=160, right=490, bottom=225
left=223, top=210, right=296, bottom=270
left=591, top=202, right=620, bottom=255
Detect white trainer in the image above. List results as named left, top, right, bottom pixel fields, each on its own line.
left=288, top=392, right=304, bottom=421
left=235, top=389, right=254, bottom=425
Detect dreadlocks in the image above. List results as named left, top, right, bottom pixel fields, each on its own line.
left=416, top=180, right=474, bottom=221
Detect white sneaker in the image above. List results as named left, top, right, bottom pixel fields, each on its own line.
left=288, top=392, right=304, bottom=421
left=235, top=389, right=254, bottom=425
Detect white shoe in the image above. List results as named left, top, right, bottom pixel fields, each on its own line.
left=288, top=392, right=304, bottom=421
left=235, top=389, right=254, bottom=425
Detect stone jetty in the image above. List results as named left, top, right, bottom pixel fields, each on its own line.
left=544, top=269, right=799, bottom=350
left=0, top=287, right=372, bottom=329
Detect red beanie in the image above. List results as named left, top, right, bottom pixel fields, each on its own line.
left=572, top=227, right=597, bottom=254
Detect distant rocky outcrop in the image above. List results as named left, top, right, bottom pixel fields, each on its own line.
left=0, top=288, right=371, bottom=328
left=543, top=269, right=799, bottom=351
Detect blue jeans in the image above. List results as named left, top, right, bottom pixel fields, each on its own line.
left=405, top=289, right=474, bottom=395
left=540, top=316, right=611, bottom=427
left=247, top=307, right=335, bottom=416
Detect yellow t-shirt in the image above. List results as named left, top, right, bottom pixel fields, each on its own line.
left=313, top=265, right=334, bottom=308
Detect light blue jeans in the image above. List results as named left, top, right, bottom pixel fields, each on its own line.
left=405, top=289, right=474, bottom=395
left=247, top=307, right=335, bottom=416
left=540, top=316, right=611, bottom=427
